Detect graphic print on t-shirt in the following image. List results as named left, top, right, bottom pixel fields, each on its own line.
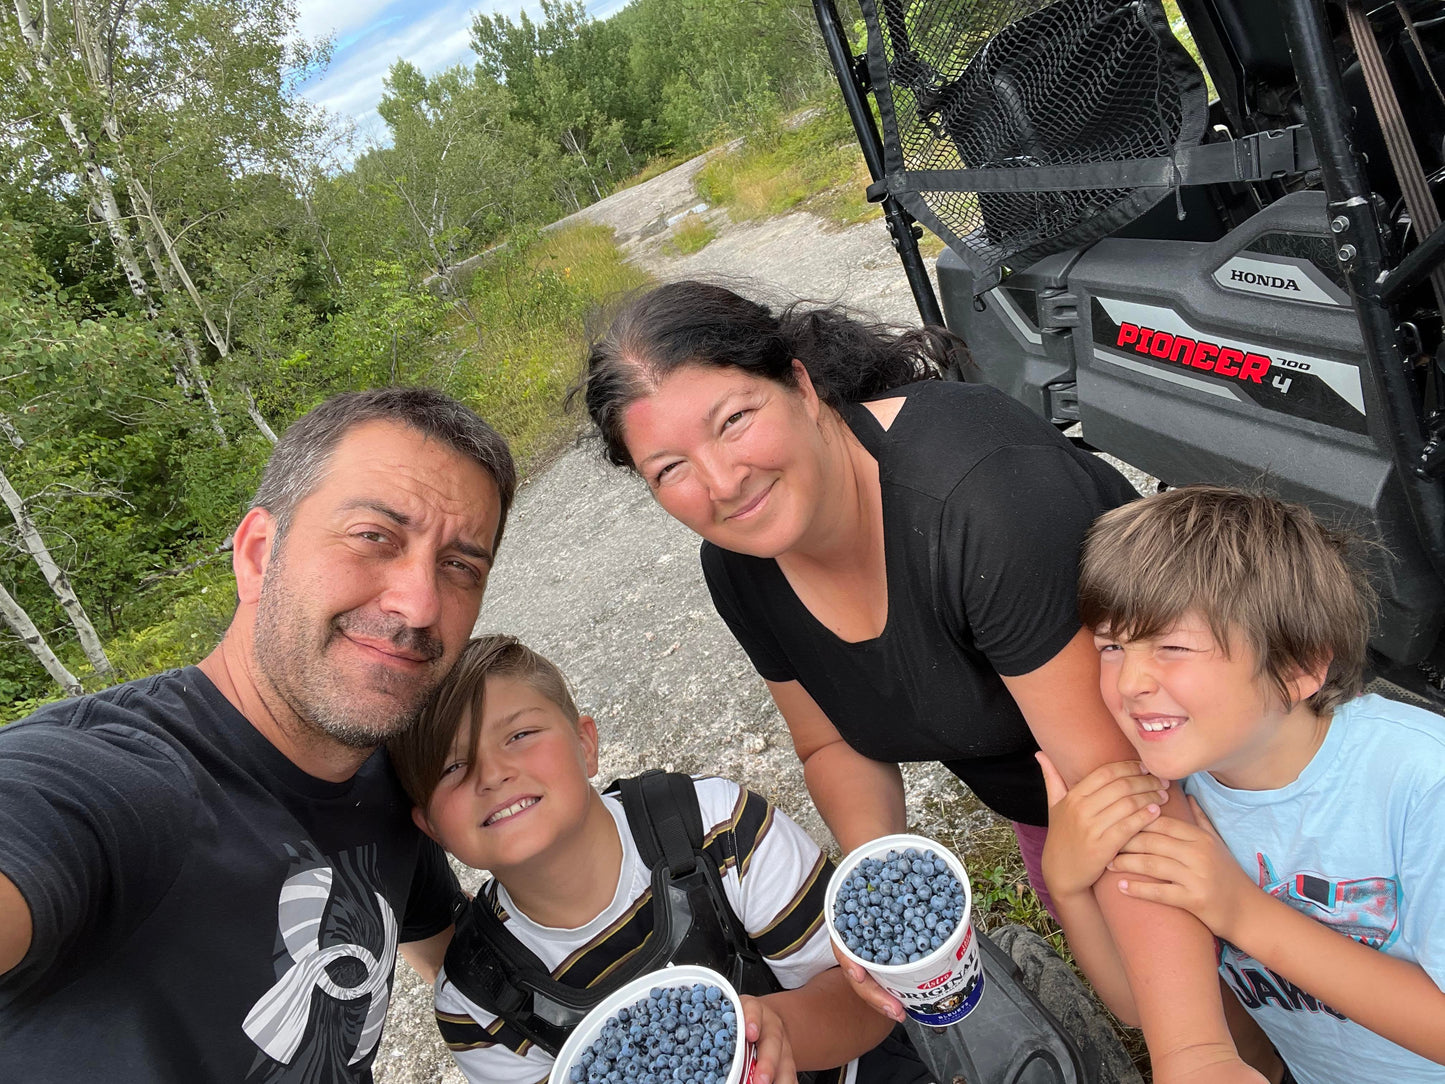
left=243, top=842, right=399, bottom=1082
left=1218, top=851, right=1400, bottom=1019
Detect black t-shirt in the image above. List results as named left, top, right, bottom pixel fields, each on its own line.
left=703, top=381, right=1138, bottom=825
left=0, top=667, right=460, bottom=1083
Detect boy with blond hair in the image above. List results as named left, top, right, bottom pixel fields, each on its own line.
left=388, top=634, right=916, bottom=1084
left=1037, top=485, right=1445, bottom=1083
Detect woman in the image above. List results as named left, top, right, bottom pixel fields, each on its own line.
left=579, top=281, right=1266, bottom=1083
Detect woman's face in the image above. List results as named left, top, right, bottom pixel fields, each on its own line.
left=620, top=362, right=830, bottom=558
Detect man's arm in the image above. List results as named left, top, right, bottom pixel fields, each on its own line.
left=399, top=924, right=453, bottom=986
left=1003, top=629, right=1261, bottom=1083
left=0, top=873, right=33, bottom=976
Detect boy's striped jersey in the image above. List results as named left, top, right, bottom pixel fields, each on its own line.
left=433, top=776, right=853, bottom=1084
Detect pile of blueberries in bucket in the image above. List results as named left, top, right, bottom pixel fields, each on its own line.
left=833, top=848, right=966, bottom=965
left=566, top=983, right=738, bottom=1084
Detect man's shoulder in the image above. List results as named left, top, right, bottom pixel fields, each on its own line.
left=2, top=669, right=207, bottom=766
left=13, top=667, right=200, bottom=730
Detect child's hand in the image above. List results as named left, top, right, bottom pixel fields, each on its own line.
left=739, top=994, right=797, bottom=1084
left=830, top=939, right=905, bottom=1022
left=1111, top=796, right=1254, bottom=941
left=1037, top=752, right=1168, bottom=900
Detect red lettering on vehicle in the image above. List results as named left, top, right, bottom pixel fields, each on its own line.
left=1114, top=321, right=1272, bottom=385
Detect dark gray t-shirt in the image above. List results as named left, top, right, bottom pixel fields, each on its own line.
left=0, top=666, right=459, bottom=1082
left=703, top=380, right=1138, bottom=825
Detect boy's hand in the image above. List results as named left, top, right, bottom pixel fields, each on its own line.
left=1111, top=796, right=1254, bottom=941
left=1037, top=752, right=1168, bottom=899
left=830, top=940, right=906, bottom=1022
left=740, top=994, right=798, bottom=1084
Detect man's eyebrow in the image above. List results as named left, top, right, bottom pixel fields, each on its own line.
left=340, top=498, right=412, bottom=525
left=452, top=539, right=494, bottom=566
left=339, top=499, right=494, bottom=565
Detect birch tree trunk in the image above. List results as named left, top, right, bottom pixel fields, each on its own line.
left=0, top=464, right=114, bottom=680
left=13, top=0, right=232, bottom=443
left=0, top=580, right=82, bottom=696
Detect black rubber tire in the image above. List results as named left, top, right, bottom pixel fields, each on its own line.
left=987, top=925, right=1145, bottom=1084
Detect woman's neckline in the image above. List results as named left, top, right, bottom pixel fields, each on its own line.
left=769, top=394, right=908, bottom=646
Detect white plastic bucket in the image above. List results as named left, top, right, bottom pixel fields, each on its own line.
left=826, top=833, right=985, bottom=1027
left=547, top=964, right=755, bottom=1084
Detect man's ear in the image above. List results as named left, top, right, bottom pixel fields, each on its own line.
left=411, top=805, right=440, bottom=844
left=232, top=506, right=277, bottom=606
left=577, top=714, right=600, bottom=778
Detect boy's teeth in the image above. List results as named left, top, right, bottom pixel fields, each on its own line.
left=1140, top=718, right=1181, bottom=732
left=485, top=797, right=538, bottom=825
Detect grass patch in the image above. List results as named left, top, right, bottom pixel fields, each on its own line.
left=695, top=105, right=876, bottom=226
left=666, top=213, right=717, bottom=255
left=449, top=224, right=651, bottom=473
left=622, top=153, right=694, bottom=189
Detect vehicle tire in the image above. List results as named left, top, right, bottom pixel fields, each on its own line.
left=987, top=925, right=1144, bottom=1084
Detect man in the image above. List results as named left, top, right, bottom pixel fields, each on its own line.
left=0, top=387, right=516, bottom=1082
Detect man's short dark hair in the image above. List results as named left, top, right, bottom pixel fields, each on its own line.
left=251, top=388, right=518, bottom=550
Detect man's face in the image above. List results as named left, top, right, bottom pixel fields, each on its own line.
left=252, top=420, right=503, bottom=749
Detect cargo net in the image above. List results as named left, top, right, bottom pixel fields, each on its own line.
left=860, top=0, right=1207, bottom=289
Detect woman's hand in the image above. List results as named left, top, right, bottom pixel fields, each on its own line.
left=739, top=994, right=798, bottom=1084
left=1037, top=752, right=1168, bottom=900
left=830, top=938, right=906, bottom=1022
left=1110, top=796, right=1254, bottom=942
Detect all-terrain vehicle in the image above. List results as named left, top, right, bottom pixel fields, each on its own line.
left=813, top=0, right=1445, bottom=707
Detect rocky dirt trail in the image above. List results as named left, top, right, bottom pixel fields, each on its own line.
left=373, top=151, right=1123, bottom=1083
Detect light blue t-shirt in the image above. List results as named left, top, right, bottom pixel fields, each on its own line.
left=1185, top=693, right=1445, bottom=1083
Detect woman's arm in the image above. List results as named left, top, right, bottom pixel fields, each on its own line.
left=765, top=678, right=910, bottom=1021
left=1002, top=628, right=1263, bottom=1084
left=0, top=873, right=32, bottom=975
left=766, top=679, right=906, bottom=853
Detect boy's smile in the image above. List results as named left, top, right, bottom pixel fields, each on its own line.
left=1095, top=612, right=1327, bottom=790
left=414, top=676, right=603, bottom=876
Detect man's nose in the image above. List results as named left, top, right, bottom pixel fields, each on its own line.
left=379, top=552, right=443, bottom=629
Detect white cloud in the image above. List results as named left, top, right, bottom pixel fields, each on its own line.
left=293, top=0, right=400, bottom=45
left=293, top=0, right=626, bottom=153
left=299, top=2, right=482, bottom=142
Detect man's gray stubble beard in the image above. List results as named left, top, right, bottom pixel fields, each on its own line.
left=252, top=549, right=436, bottom=751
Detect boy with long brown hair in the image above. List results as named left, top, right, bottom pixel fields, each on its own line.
left=1038, top=485, right=1445, bottom=1082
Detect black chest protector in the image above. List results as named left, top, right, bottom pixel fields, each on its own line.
left=442, top=771, right=782, bottom=1058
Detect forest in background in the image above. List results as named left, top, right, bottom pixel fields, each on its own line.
left=0, top=0, right=840, bottom=715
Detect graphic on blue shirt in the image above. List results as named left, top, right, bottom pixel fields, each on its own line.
left=1255, top=852, right=1400, bottom=952
left=1218, top=851, right=1401, bottom=1020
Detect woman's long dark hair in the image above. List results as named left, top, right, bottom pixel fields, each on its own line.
left=575, top=281, right=966, bottom=468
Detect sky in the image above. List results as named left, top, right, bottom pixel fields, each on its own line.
left=293, top=0, right=630, bottom=149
